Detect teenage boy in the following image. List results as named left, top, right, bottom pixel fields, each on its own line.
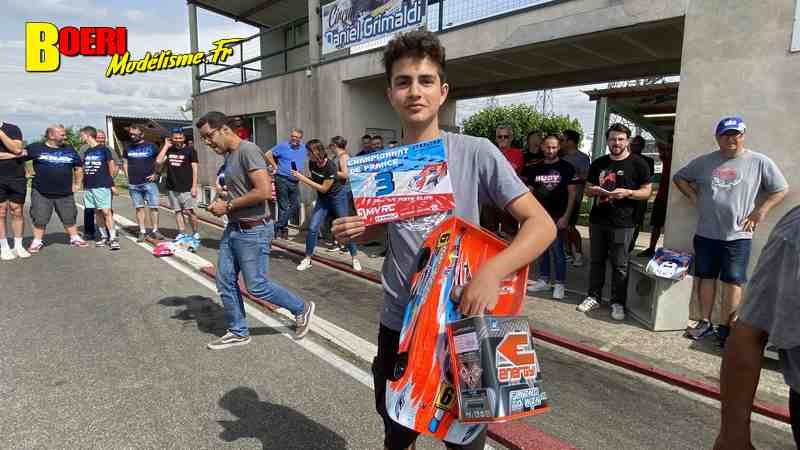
left=524, top=134, right=576, bottom=300
left=156, top=129, right=200, bottom=240
left=123, top=124, right=164, bottom=242
left=332, top=30, right=556, bottom=450
left=79, top=126, right=120, bottom=250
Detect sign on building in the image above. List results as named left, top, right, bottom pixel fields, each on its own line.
left=321, top=0, right=427, bottom=55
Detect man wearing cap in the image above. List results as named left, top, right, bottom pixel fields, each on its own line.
left=674, top=116, right=787, bottom=347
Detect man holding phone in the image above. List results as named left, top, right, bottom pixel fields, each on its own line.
left=264, top=129, right=306, bottom=240
left=577, top=123, right=652, bottom=321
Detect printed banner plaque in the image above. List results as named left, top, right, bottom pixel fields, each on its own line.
left=347, top=138, right=455, bottom=225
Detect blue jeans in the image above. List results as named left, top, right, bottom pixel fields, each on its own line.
left=539, top=234, right=566, bottom=283
left=274, top=175, right=299, bottom=233
left=305, top=191, right=357, bottom=257
left=217, top=221, right=305, bottom=337
left=129, top=182, right=159, bottom=208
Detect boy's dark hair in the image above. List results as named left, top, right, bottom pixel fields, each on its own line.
left=80, top=126, right=97, bottom=139
left=383, top=30, right=446, bottom=85
left=606, top=123, right=632, bottom=139
left=196, top=111, right=230, bottom=130
left=526, top=130, right=542, bottom=140
left=371, top=135, right=384, bottom=143
left=331, top=136, right=347, bottom=149
left=562, top=129, right=580, bottom=145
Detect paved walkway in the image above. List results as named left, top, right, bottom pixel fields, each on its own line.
left=209, top=211, right=788, bottom=408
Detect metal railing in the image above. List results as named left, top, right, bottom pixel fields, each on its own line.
left=197, top=0, right=564, bottom=92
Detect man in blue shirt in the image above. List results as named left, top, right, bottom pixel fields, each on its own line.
left=123, top=124, right=164, bottom=242
left=25, top=125, right=87, bottom=253
left=265, top=128, right=306, bottom=240
left=80, top=126, right=120, bottom=250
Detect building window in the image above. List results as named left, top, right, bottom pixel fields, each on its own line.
left=793, top=0, right=800, bottom=52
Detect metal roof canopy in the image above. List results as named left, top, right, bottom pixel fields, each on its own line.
left=584, top=82, right=678, bottom=143
left=187, top=0, right=309, bottom=28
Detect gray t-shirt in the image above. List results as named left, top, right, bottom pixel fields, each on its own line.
left=561, top=150, right=591, bottom=201
left=738, top=206, right=800, bottom=391
left=673, top=150, right=787, bottom=241
left=223, top=140, right=269, bottom=222
left=380, top=132, right=530, bottom=331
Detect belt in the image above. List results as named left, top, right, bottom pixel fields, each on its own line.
left=236, top=218, right=268, bottom=230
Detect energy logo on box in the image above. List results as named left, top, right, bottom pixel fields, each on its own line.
left=25, top=22, right=242, bottom=78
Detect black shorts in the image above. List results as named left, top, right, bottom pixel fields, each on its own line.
left=650, top=197, right=667, bottom=228
left=0, top=178, right=27, bottom=204
left=373, top=324, right=487, bottom=450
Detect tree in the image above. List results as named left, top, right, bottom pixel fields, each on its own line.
left=461, top=104, right=583, bottom=149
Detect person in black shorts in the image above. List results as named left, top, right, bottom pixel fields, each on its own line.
left=0, top=121, right=29, bottom=260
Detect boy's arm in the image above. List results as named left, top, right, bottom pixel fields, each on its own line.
left=191, top=162, right=199, bottom=197
left=458, top=192, right=556, bottom=315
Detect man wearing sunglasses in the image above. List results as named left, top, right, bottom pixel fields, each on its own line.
left=123, top=124, right=164, bottom=242
left=481, top=125, right=524, bottom=238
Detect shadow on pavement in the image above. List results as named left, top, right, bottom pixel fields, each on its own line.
left=217, top=387, right=348, bottom=450
left=158, top=296, right=279, bottom=337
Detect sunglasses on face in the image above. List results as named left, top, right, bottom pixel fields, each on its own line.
left=496, top=135, right=511, bottom=139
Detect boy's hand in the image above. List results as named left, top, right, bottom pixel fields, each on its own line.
left=332, top=216, right=366, bottom=243
left=457, top=269, right=502, bottom=316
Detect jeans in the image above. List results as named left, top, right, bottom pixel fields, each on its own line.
left=83, top=207, right=96, bottom=236
left=588, top=224, right=634, bottom=305
left=129, top=182, right=159, bottom=208
left=305, top=191, right=357, bottom=257
left=539, top=234, right=566, bottom=283
left=791, top=388, right=799, bottom=448
left=274, top=175, right=299, bottom=233
left=217, top=221, right=305, bottom=337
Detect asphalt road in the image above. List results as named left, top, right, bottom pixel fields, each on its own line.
left=1, top=195, right=795, bottom=449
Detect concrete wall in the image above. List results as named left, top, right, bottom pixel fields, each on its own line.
left=665, top=0, right=800, bottom=271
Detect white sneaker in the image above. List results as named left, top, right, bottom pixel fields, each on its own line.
left=611, top=303, right=626, bottom=321
left=552, top=283, right=565, bottom=300
left=1, top=247, right=16, bottom=261
left=577, top=296, right=600, bottom=313
left=526, top=279, right=550, bottom=293
left=14, top=247, right=31, bottom=259
left=352, top=258, right=362, bottom=271
left=296, top=257, right=312, bottom=271
left=572, top=254, right=584, bottom=267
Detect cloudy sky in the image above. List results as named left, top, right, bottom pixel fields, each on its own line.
left=3, top=0, right=603, bottom=148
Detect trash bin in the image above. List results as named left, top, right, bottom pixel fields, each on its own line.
left=626, top=260, right=694, bottom=331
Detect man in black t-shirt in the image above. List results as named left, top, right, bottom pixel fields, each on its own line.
left=0, top=121, right=29, bottom=260
left=577, top=123, right=652, bottom=321
left=156, top=129, right=199, bottom=240
left=523, top=134, right=576, bottom=300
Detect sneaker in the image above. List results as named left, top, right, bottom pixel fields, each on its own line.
left=338, top=245, right=348, bottom=253
left=577, top=296, right=600, bottom=313
left=572, top=254, right=584, bottom=267
left=137, top=232, right=147, bottom=243
left=14, top=247, right=31, bottom=259
left=295, top=301, right=316, bottom=339
left=174, top=233, right=186, bottom=241
left=150, top=231, right=166, bottom=241
left=565, top=254, right=574, bottom=263
left=527, top=279, right=551, bottom=293
left=638, top=248, right=656, bottom=258
left=716, top=325, right=731, bottom=348
left=71, top=238, right=89, bottom=248
left=611, top=303, right=626, bottom=321
left=1, top=247, right=15, bottom=261
left=685, top=320, right=714, bottom=340
left=193, top=233, right=201, bottom=241
left=95, top=238, right=106, bottom=247
left=352, top=258, right=362, bottom=272
left=28, top=241, right=44, bottom=254
left=552, top=283, right=565, bottom=300
left=108, top=239, right=121, bottom=251
left=296, top=257, right=312, bottom=271
left=207, top=331, right=251, bottom=350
